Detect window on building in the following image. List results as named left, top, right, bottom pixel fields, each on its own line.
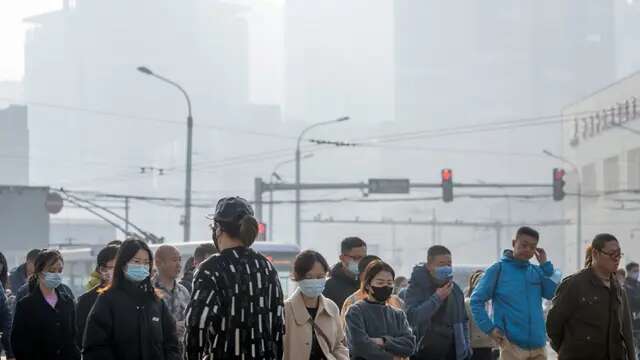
left=628, top=148, right=640, bottom=190
left=603, top=156, right=620, bottom=192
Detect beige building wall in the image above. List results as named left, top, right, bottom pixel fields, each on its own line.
left=561, top=70, right=640, bottom=270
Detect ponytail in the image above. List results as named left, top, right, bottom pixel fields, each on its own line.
left=585, top=245, right=594, bottom=269
left=238, top=215, right=259, bottom=247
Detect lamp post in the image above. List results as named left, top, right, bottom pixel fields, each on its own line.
left=137, top=66, right=194, bottom=242
left=543, top=149, right=582, bottom=269
left=269, top=153, right=313, bottom=242
left=295, top=116, right=350, bottom=246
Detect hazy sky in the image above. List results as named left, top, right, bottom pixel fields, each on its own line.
left=0, top=0, right=62, bottom=81
left=0, top=0, right=284, bottom=103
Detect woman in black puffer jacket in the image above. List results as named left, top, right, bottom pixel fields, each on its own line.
left=83, top=239, right=180, bottom=360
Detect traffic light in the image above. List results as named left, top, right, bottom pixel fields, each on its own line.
left=441, top=169, right=453, bottom=202
left=257, top=222, right=267, bottom=241
left=553, top=168, right=566, bottom=201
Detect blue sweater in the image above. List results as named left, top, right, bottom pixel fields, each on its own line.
left=470, top=250, right=557, bottom=350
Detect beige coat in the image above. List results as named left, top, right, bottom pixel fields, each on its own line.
left=283, top=289, right=350, bottom=360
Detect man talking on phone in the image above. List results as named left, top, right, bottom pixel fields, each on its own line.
left=470, top=226, right=557, bottom=360
left=406, top=245, right=472, bottom=360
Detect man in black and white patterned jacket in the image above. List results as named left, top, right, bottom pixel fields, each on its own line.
left=184, top=197, right=284, bottom=360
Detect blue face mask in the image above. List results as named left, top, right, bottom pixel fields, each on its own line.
left=125, top=263, right=150, bottom=282
left=43, top=272, right=63, bottom=289
left=434, top=266, right=454, bottom=282
left=298, top=278, right=326, bottom=298
left=347, top=260, right=360, bottom=276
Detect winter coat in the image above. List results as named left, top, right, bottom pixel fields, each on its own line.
left=283, top=289, right=349, bottom=360
left=8, top=264, right=27, bottom=293
left=405, top=263, right=472, bottom=360
left=464, top=298, right=495, bottom=349
left=346, top=299, right=416, bottom=360
left=10, top=285, right=81, bottom=360
left=470, top=250, right=556, bottom=350
left=0, top=284, right=13, bottom=358
left=76, top=286, right=100, bottom=348
left=547, top=268, right=635, bottom=360
left=624, top=277, right=640, bottom=332
left=82, top=278, right=180, bottom=360
left=323, top=263, right=359, bottom=311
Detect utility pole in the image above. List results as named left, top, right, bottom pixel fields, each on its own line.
left=137, top=66, right=193, bottom=242
left=431, top=208, right=437, bottom=246
left=124, top=197, right=130, bottom=237
left=495, top=222, right=502, bottom=259
left=295, top=117, right=350, bottom=247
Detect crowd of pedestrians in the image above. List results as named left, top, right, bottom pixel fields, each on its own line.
left=0, top=197, right=639, bottom=359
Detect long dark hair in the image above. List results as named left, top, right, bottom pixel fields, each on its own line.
left=28, top=249, right=64, bottom=293
left=104, top=239, right=158, bottom=300
left=0, top=252, right=8, bottom=289
left=585, top=233, right=619, bottom=268
left=467, top=270, right=484, bottom=297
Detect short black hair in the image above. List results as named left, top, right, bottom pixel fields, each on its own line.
left=516, top=226, right=539, bottom=241
left=194, top=243, right=217, bottom=263
left=341, top=237, right=366, bottom=254
left=107, top=240, right=123, bottom=246
left=626, top=262, right=639, bottom=272
left=358, top=255, right=381, bottom=275
left=26, top=249, right=42, bottom=262
left=97, top=245, right=119, bottom=268
left=427, top=245, right=451, bottom=263
left=292, top=250, right=329, bottom=282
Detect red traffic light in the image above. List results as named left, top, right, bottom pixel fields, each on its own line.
left=441, top=169, right=453, bottom=182
left=258, top=223, right=266, bottom=234
left=553, top=168, right=565, bottom=180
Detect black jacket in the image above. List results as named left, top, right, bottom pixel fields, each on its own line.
left=323, top=263, right=359, bottom=310
left=76, top=286, right=99, bottom=348
left=82, top=278, right=180, bottom=360
left=547, top=268, right=636, bottom=360
left=10, top=285, right=81, bottom=360
left=8, top=264, right=27, bottom=293
left=624, top=278, right=640, bottom=332
left=179, top=270, right=193, bottom=293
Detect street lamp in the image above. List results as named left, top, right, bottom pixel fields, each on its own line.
left=269, top=153, right=314, bottom=242
left=543, top=149, right=582, bottom=269
left=295, top=116, right=350, bottom=246
left=137, top=66, right=194, bottom=242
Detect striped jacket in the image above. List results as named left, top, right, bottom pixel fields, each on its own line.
left=184, top=246, right=284, bottom=360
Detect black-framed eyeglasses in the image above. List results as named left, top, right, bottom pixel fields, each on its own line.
left=598, top=249, right=623, bottom=259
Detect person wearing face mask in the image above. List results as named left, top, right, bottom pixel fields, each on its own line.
left=324, top=237, right=368, bottom=311
left=624, top=261, right=640, bottom=356
left=341, top=255, right=405, bottom=327
left=82, top=239, right=180, bottom=360
left=547, top=233, right=635, bottom=360
left=184, top=197, right=285, bottom=360
left=75, top=244, right=119, bottom=348
left=470, top=227, right=556, bottom=360
left=406, top=245, right=471, bottom=360
left=346, top=260, right=416, bottom=360
left=10, top=249, right=80, bottom=360
left=283, top=250, right=349, bottom=360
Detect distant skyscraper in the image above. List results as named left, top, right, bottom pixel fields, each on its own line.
left=0, top=105, right=29, bottom=185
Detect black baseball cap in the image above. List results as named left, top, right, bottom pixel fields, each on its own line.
left=209, top=197, right=254, bottom=224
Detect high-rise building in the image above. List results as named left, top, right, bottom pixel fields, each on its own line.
left=0, top=105, right=29, bottom=185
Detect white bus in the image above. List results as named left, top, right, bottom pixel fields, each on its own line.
left=59, top=241, right=301, bottom=297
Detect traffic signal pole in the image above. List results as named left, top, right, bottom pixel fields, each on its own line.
left=254, top=177, right=555, bottom=246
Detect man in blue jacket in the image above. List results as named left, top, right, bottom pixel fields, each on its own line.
left=406, top=245, right=471, bottom=360
left=470, top=226, right=557, bottom=360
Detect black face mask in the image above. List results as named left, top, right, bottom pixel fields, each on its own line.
left=370, top=285, right=393, bottom=303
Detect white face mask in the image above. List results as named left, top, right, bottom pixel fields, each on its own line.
left=298, top=278, right=326, bottom=298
